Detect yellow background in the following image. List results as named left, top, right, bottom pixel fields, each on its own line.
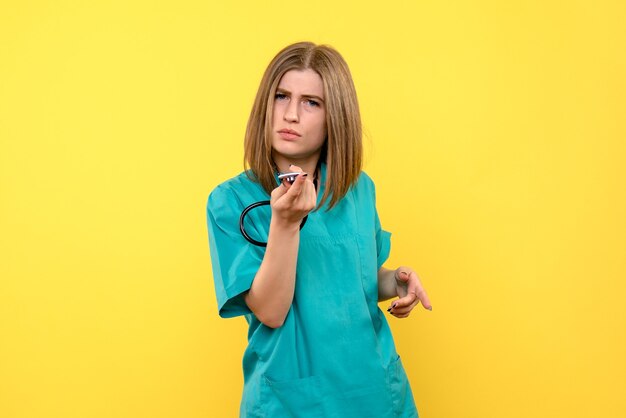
left=1, top=1, right=625, bottom=417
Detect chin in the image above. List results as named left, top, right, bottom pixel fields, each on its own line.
left=272, top=144, right=303, bottom=158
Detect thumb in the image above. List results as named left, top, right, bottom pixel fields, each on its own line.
left=396, top=269, right=410, bottom=283
left=282, top=172, right=308, bottom=202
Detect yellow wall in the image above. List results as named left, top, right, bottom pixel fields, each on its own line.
left=1, top=1, right=625, bottom=417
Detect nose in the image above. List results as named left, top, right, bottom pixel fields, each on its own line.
left=283, top=99, right=299, bottom=123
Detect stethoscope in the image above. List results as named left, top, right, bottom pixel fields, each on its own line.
left=239, top=172, right=309, bottom=247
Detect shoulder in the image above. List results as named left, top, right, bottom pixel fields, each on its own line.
left=207, top=171, right=263, bottom=212
left=343, top=170, right=377, bottom=207
left=353, top=170, right=377, bottom=195
left=357, top=170, right=374, bottom=186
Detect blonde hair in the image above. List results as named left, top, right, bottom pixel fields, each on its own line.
left=244, top=42, right=362, bottom=210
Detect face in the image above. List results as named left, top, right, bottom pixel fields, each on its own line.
left=271, top=69, right=327, bottom=172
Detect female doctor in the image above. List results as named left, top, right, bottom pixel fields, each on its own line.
left=206, top=41, right=432, bottom=417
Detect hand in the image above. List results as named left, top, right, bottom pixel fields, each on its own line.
left=388, top=267, right=432, bottom=318
left=270, top=164, right=317, bottom=227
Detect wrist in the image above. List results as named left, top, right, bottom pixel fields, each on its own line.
left=270, top=216, right=302, bottom=234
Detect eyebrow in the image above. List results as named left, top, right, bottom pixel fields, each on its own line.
left=276, top=88, right=325, bottom=103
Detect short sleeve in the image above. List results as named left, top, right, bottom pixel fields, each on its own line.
left=206, top=185, right=265, bottom=318
left=374, top=208, right=392, bottom=269
left=369, top=177, right=392, bottom=269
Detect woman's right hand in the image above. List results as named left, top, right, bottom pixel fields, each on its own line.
left=245, top=164, right=315, bottom=328
left=270, top=164, right=317, bottom=227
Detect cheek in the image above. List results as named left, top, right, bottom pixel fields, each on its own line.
left=313, top=114, right=327, bottom=139
left=271, top=104, right=281, bottom=125
left=317, top=125, right=327, bottom=142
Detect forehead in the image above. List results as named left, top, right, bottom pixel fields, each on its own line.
left=277, top=69, right=324, bottom=98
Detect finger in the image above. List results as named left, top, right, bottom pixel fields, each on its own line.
left=271, top=182, right=289, bottom=200
left=283, top=172, right=308, bottom=202
left=389, top=295, right=418, bottom=312
left=288, top=164, right=303, bottom=173
left=405, top=271, right=419, bottom=297
left=388, top=305, right=413, bottom=318
left=302, top=176, right=318, bottom=205
left=416, top=288, right=433, bottom=311
left=280, top=164, right=303, bottom=190
left=391, top=292, right=418, bottom=309
left=396, top=269, right=410, bottom=284
left=390, top=298, right=419, bottom=316
left=406, top=271, right=433, bottom=311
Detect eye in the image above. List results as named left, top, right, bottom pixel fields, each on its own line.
left=305, top=99, right=319, bottom=107
left=275, top=92, right=288, bottom=100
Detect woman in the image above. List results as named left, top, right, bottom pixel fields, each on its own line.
left=206, top=41, right=432, bottom=417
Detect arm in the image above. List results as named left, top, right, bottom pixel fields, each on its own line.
left=378, top=266, right=432, bottom=318
left=377, top=266, right=399, bottom=301
left=244, top=169, right=316, bottom=328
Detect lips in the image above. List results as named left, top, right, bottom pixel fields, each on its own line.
left=277, top=129, right=301, bottom=140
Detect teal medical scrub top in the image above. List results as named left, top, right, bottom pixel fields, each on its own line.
left=206, top=163, right=419, bottom=418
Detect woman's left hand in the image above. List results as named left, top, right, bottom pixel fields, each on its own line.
left=388, top=267, right=432, bottom=318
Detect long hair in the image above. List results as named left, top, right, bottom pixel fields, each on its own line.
left=243, top=42, right=362, bottom=210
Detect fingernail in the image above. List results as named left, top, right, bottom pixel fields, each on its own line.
left=428, top=306, right=433, bottom=311
left=392, top=303, right=397, bottom=309
left=387, top=308, right=391, bottom=312
left=301, top=173, right=308, bottom=177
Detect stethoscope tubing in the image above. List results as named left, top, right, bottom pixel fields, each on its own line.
left=239, top=171, right=313, bottom=247
left=239, top=200, right=308, bottom=247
